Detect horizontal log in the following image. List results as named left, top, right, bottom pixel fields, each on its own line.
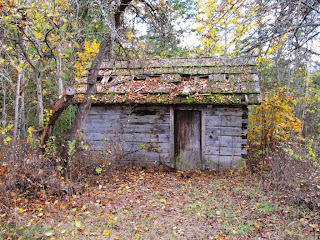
left=83, top=132, right=170, bottom=143
left=205, top=155, right=243, bottom=168
left=103, top=66, right=258, bottom=77
left=88, top=107, right=131, bottom=115
left=122, top=142, right=170, bottom=153
left=205, top=146, right=247, bottom=155
left=86, top=113, right=170, bottom=124
left=82, top=121, right=122, bottom=132
left=119, top=115, right=170, bottom=124
left=206, top=127, right=242, bottom=136
left=88, top=140, right=170, bottom=151
left=206, top=116, right=243, bottom=127
left=85, top=114, right=122, bottom=122
left=121, top=151, right=170, bottom=161
left=83, top=132, right=122, bottom=142
left=206, top=106, right=243, bottom=116
left=131, top=105, right=170, bottom=112
left=122, top=133, right=169, bottom=143
left=88, top=105, right=170, bottom=115
left=100, top=57, right=257, bottom=70
left=206, top=135, right=246, bottom=147
left=122, top=124, right=170, bottom=133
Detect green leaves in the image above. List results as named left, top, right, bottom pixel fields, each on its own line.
left=43, top=109, right=53, bottom=125
left=0, top=124, right=13, bottom=145
left=95, top=167, right=102, bottom=175
left=67, top=139, right=76, bottom=156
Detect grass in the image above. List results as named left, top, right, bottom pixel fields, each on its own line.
left=0, top=168, right=319, bottom=239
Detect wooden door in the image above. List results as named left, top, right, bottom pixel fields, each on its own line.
left=174, top=110, right=201, bottom=170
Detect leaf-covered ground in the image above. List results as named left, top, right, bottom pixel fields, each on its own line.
left=1, top=168, right=319, bottom=239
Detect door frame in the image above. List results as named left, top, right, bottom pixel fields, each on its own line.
left=169, top=106, right=206, bottom=169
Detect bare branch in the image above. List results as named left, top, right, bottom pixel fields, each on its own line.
left=301, top=0, right=320, bottom=14
left=16, top=31, right=39, bottom=73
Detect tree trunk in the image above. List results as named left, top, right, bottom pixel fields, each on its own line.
left=41, top=87, right=75, bottom=147
left=56, top=42, right=64, bottom=96
left=36, top=71, right=44, bottom=126
left=19, top=70, right=26, bottom=138
left=61, top=34, right=114, bottom=160
left=0, top=79, right=6, bottom=127
left=13, top=56, right=23, bottom=141
left=224, top=23, right=227, bottom=56
left=14, top=21, right=28, bottom=140
left=16, top=25, right=44, bottom=127
left=301, top=50, right=311, bottom=137
left=61, top=0, right=132, bottom=161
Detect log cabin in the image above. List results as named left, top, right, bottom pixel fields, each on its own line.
left=75, top=57, right=261, bottom=170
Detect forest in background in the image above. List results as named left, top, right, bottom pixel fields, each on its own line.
left=1, top=0, right=320, bottom=231
left=1, top=0, right=319, bottom=138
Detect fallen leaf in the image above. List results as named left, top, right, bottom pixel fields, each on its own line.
left=44, top=231, right=54, bottom=237
left=81, top=205, right=87, bottom=211
left=75, top=220, right=82, bottom=228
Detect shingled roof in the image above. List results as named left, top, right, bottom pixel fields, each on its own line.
left=75, top=57, right=261, bottom=105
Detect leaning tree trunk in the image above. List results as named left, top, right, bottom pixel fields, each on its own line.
left=41, top=87, right=75, bottom=147
left=61, top=0, right=132, bottom=162
left=60, top=34, right=114, bottom=161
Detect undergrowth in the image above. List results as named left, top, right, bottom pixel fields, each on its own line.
left=1, top=167, right=319, bottom=239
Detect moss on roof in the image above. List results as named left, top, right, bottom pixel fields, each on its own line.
left=75, top=57, right=262, bottom=105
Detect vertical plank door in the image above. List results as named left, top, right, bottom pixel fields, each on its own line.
left=174, top=110, right=201, bottom=170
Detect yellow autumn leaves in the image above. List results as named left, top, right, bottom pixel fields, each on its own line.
left=74, top=39, right=100, bottom=78
left=196, top=0, right=258, bottom=56
left=73, top=215, right=114, bottom=236
left=249, top=88, right=302, bottom=148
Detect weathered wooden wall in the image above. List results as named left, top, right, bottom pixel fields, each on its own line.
left=82, top=105, right=171, bottom=166
left=204, top=105, right=248, bottom=169
left=82, top=104, right=248, bottom=169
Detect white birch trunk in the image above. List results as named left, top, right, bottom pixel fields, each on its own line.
left=56, top=42, right=63, bottom=96
left=224, top=23, right=228, bottom=56
left=301, top=48, right=311, bottom=136
left=19, top=57, right=26, bottom=137
left=36, top=72, right=44, bottom=125
left=13, top=56, right=23, bottom=140
left=0, top=79, right=6, bottom=127
left=19, top=80, right=25, bottom=138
